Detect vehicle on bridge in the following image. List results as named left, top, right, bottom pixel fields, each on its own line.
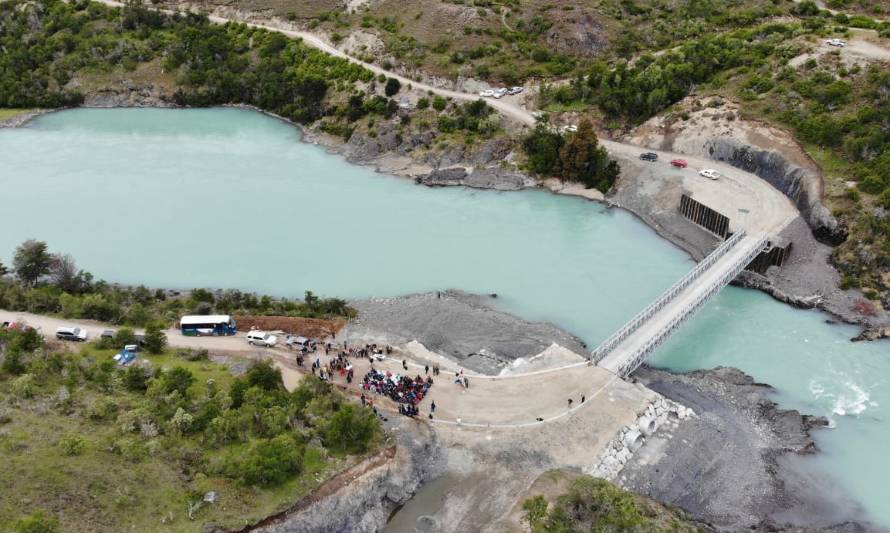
left=179, top=315, right=237, bottom=336
left=670, top=158, right=688, bottom=168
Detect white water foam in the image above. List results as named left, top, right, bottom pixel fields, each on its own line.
left=810, top=378, right=878, bottom=420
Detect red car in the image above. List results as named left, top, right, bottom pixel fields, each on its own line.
left=670, top=158, right=688, bottom=168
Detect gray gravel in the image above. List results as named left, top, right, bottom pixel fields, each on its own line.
left=620, top=366, right=875, bottom=532
left=343, top=290, right=589, bottom=375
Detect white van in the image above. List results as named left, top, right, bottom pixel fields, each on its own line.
left=246, top=331, right=278, bottom=347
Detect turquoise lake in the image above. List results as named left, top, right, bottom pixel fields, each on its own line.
left=1, top=108, right=887, bottom=525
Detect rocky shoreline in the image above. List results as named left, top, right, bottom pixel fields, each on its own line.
left=618, top=366, right=872, bottom=531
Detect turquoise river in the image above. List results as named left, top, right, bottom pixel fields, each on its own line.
left=1, top=108, right=888, bottom=525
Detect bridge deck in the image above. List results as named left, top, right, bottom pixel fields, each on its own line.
left=598, top=234, right=766, bottom=376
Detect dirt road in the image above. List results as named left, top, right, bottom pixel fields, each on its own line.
left=1, top=310, right=647, bottom=430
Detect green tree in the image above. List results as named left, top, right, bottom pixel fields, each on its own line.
left=522, top=126, right=565, bottom=175
left=13, top=240, right=53, bottom=287
left=432, top=95, right=447, bottom=111
left=246, top=360, right=284, bottom=392
left=142, top=321, right=167, bottom=354
left=384, top=77, right=401, bottom=97
left=322, top=403, right=379, bottom=454
left=113, top=327, right=137, bottom=348
left=0, top=260, right=8, bottom=277
left=557, top=119, right=619, bottom=191
left=229, top=434, right=302, bottom=486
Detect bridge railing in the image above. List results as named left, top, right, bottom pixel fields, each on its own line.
left=591, top=230, right=747, bottom=362
left=614, top=235, right=768, bottom=377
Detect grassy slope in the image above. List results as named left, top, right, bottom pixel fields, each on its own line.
left=0, top=347, right=339, bottom=532
left=0, top=109, right=37, bottom=122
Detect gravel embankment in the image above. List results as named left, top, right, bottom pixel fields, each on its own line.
left=342, top=290, right=589, bottom=375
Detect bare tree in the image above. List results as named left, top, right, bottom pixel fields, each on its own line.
left=50, top=253, right=79, bottom=292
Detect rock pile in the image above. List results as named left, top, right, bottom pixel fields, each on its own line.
left=589, top=396, right=694, bottom=481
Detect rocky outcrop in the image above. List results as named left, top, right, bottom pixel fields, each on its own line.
left=248, top=419, right=440, bottom=533
left=703, top=139, right=847, bottom=245
left=417, top=166, right=533, bottom=190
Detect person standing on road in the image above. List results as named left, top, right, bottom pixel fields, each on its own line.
left=568, top=398, right=573, bottom=409
left=463, top=376, right=469, bottom=389
left=431, top=401, right=436, bottom=413
left=425, top=365, right=430, bottom=376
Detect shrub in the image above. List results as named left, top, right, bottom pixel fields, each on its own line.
left=245, top=360, right=284, bottom=392
left=11, top=511, right=59, bottom=533
left=11, top=374, right=36, bottom=398
left=58, top=435, right=86, bottom=456
left=113, top=327, right=137, bottom=348
left=432, top=96, right=447, bottom=111
left=228, top=434, right=302, bottom=486
left=158, top=366, right=195, bottom=397
left=123, top=365, right=150, bottom=392
left=384, top=77, right=401, bottom=97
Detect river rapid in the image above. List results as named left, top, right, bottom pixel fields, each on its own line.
left=1, top=108, right=887, bottom=526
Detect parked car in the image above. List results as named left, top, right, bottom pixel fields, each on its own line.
left=56, top=326, right=88, bottom=342
left=492, top=88, right=508, bottom=99
left=3, top=321, right=33, bottom=332
left=699, top=168, right=720, bottom=180
left=285, top=335, right=312, bottom=349
left=508, top=86, right=524, bottom=95
left=825, top=38, right=847, bottom=47
left=670, top=158, right=688, bottom=168
left=639, top=152, right=658, bottom=162
left=479, top=89, right=495, bottom=97
left=246, top=330, right=278, bottom=347
left=101, top=329, right=115, bottom=340
left=562, top=124, right=578, bottom=133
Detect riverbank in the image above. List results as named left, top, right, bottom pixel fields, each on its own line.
left=9, top=98, right=885, bottom=342
left=619, top=366, right=874, bottom=531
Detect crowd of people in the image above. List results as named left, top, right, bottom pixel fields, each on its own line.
left=362, top=369, right=433, bottom=406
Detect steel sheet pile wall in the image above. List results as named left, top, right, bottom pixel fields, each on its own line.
left=679, top=194, right=730, bottom=238
left=746, top=241, right=792, bottom=274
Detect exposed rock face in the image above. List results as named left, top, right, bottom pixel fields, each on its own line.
left=546, top=13, right=609, bottom=57
left=704, top=139, right=847, bottom=245
left=249, top=418, right=441, bottom=533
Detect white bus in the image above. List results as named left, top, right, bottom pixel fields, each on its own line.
left=179, top=315, right=237, bottom=336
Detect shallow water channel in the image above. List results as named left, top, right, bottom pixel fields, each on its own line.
left=1, top=108, right=887, bottom=527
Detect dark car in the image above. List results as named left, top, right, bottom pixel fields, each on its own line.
left=639, top=152, right=658, bottom=162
